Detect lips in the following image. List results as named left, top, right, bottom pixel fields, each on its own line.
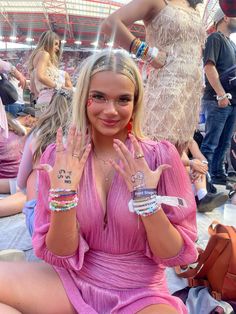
left=101, top=119, right=119, bottom=126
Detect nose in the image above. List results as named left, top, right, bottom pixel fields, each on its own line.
left=103, top=99, right=118, bottom=114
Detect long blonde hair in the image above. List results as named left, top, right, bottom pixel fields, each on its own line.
left=29, top=90, right=72, bottom=161
left=72, top=49, right=144, bottom=152
left=28, top=31, right=61, bottom=73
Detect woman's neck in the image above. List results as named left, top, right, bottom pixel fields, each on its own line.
left=92, top=131, right=127, bottom=156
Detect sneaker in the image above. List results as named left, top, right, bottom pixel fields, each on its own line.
left=197, top=192, right=228, bottom=213
left=0, top=249, right=25, bottom=261
left=227, top=172, right=236, bottom=183
left=211, top=175, right=227, bottom=185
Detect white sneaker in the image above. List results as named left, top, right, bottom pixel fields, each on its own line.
left=0, top=249, right=25, bottom=261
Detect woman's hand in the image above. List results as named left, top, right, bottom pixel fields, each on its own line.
left=38, top=126, right=91, bottom=190
left=150, top=50, right=167, bottom=69
left=190, top=159, right=208, bottom=174
left=110, top=134, right=170, bottom=192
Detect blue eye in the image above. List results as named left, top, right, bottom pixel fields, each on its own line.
left=91, top=94, right=106, bottom=103
left=118, top=97, right=132, bottom=106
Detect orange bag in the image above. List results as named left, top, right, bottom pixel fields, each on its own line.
left=175, top=221, right=236, bottom=301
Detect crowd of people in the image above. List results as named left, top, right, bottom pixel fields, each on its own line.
left=0, top=0, right=236, bottom=313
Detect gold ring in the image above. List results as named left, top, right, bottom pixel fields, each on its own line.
left=135, top=152, right=144, bottom=159
left=73, top=154, right=80, bottom=158
left=56, top=149, right=65, bottom=152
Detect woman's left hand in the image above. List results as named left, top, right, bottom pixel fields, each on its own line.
left=110, top=134, right=170, bottom=192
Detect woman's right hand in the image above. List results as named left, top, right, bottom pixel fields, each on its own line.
left=38, top=126, right=91, bottom=190
left=150, top=50, right=167, bottom=69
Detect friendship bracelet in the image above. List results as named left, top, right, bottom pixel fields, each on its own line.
left=49, top=202, right=78, bottom=212
left=128, top=194, right=187, bottom=217
left=132, top=188, right=157, bottom=199
left=129, top=38, right=137, bottom=53
left=49, top=188, right=77, bottom=193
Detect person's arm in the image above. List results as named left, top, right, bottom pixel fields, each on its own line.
left=35, top=51, right=59, bottom=89
left=33, top=143, right=90, bottom=270
left=17, top=133, right=35, bottom=190
left=188, top=139, right=207, bottom=161
left=0, top=59, right=26, bottom=88
left=205, top=62, right=230, bottom=107
left=112, top=137, right=197, bottom=266
left=65, top=71, right=73, bottom=88
left=142, top=143, right=197, bottom=263
left=101, top=0, right=167, bottom=68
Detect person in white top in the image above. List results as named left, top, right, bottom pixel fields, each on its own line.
left=28, top=30, right=72, bottom=117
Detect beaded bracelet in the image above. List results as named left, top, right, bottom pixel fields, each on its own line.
left=49, top=188, right=77, bottom=193
left=132, top=188, right=157, bottom=199
left=128, top=194, right=187, bottom=217
left=130, top=38, right=159, bottom=63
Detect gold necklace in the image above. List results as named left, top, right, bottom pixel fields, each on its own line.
left=93, top=150, right=115, bottom=183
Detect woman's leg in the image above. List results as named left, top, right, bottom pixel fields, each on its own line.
left=0, top=192, right=26, bottom=217
left=0, top=303, right=22, bottom=313
left=136, top=304, right=179, bottom=314
left=0, top=261, right=76, bottom=314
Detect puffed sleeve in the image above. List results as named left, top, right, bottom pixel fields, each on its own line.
left=144, top=140, right=198, bottom=267
left=32, top=144, right=89, bottom=270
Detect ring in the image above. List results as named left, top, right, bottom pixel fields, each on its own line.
left=56, top=149, right=65, bottom=152
left=73, top=154, right=80, bottom=158
left=135, top=152, right=144, bottom=159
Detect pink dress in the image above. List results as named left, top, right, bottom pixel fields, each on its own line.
left=33, top=139, right=197, bottom=314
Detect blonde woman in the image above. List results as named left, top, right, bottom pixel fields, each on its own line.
left=29, top=30, right=72, bottom=117
left=0, top=50, right=197, bottom=314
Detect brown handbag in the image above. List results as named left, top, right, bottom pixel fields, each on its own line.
left=175, top=221, right=236, bottom=301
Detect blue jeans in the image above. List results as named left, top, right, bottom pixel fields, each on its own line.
left=201, top=99, right=236, bottom=177
left=5, top=102, right=25, bottom=117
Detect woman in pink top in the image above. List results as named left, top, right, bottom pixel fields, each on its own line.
left=0, top=50, right=197, bottom=314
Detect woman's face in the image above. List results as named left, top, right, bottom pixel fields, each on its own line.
left=53, top=39, right=60, bottom=54
left=87, top=70, right=135, bottom=139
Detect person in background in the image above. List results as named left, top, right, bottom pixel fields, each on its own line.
left=0, top=58, right=26, bottom=138
left=182, top=139, right=228, bottom=212
left=101, top=0, right=205, bottom=155
left=28, top=30, right=72, bottom=117
left=200, top=8, right=236, bottom=185
left=4, top=74, right=25, bottom=117
left=17, top=89, right=72, bottom=236
left=0, top=113, right=27, bottom=217
left=0, top=50, right=197, bottom=314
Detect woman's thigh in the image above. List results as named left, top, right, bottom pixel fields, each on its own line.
left=0, top=261, right=76, bottom=314
left=136, top=303, right=179, bottom=314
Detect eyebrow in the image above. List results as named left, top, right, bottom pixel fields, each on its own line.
left=89, top=90, right=133, bottom=97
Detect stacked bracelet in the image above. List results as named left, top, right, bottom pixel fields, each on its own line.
left=129, top=194, right=161, bottom=217
left=48, top=188, right=78, bottom=212
left=128, top=190, right=187, bottom=217
left=130, top=38, right=158, bottom=63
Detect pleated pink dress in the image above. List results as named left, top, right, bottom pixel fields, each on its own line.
left=33, top=138, right=197, bottom=314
